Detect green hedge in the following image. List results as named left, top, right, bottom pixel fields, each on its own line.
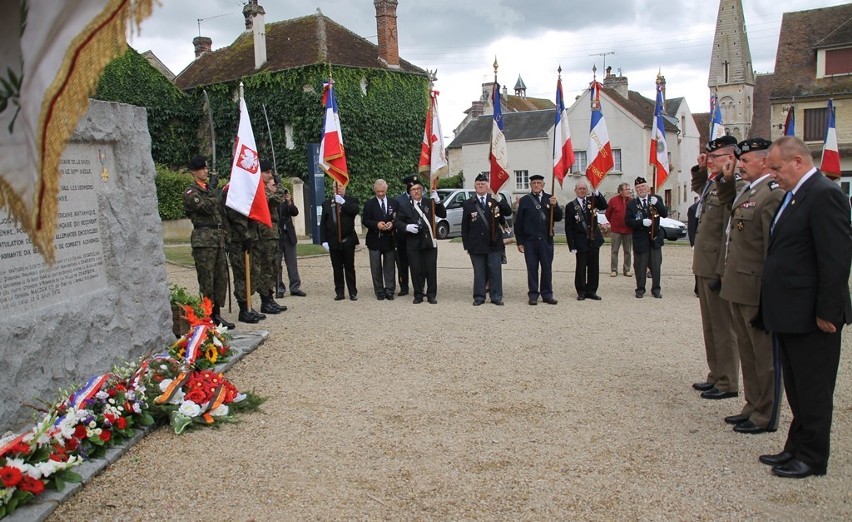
left=155, top=165, right=193, bottom=221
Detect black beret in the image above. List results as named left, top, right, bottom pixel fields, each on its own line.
left=705, top=135, right=738, bottom=152
left=475, top=172, right=489, bottom=182
left=259, top=160, right=273, bottom=172
left=405, top=175, right=423, bottom=192
left=188, top=155, right=207, bottom=170
left=634, top=176, right=647, bottom=185
left=529, top=174, right=545, bottom=181
left=735, top=138, right=772, bottom=158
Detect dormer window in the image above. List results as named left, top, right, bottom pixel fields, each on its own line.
left=817, top=46, right=852, bottom=78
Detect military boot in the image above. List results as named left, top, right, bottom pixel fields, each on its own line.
left=260, top=293, right=282, bottom=314
left=269, top=291, right=287, bottom=312
left=211, top=305, right=235, bottom=330
left=237, top=301, right=259, bottom=324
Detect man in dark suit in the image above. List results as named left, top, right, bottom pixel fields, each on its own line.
left=757, top=136, right=852, bottom=478
left=277, top=186, right=306, bottom=297
left=461, top=173, right=512, bottom=306
left=394, top=176, right=446, bottom=304
left=514, top=173, right=562, bottom=305
left=320, top=181, right=360, bottom=301
left=363, top=179, right=397, bottom=300
left=565, top=179, right=607, bottom=301
left=394, top=175, right=416, bottom=296
left=625, top=176, right=668, bottom=299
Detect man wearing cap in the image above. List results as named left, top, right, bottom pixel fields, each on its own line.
left=625, top=176, right=668, bottom=299
left=394, top=175, right=417, bottom=296
left=757, top=136, right=851, bottom=478
left=256, top=161, right=286, bottom=314
left=718, top=138, right=783, bottom=435
left=320, top=181, right=360, bottom=301
left=394, top=176, right=446, bottom=304
left=565, top=179, right=608, bottom=301
left=183, top=155, right=234, bottom=330
left=461, top=173, right=512, bottom=305
left=363, top=178, right=398, bottom=300
left=514, top=174, right=562, bottom=305
left=690, top=135, right=743, bottom=400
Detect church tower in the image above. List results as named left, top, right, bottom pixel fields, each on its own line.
left=708, top=0, right=754, bottom=140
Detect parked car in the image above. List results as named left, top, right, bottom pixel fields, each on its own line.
left=434, top=188, right=514, bottom=239
left=597, top=214, right=687, bottom=241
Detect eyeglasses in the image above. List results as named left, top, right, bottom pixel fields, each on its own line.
left=707, top=152, right=732, bottom=159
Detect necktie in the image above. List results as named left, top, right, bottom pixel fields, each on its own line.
left=480, top=196, right=486, bottom=207
left=380, top=198, right=386, bottom=214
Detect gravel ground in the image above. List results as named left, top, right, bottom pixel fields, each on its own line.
left=51, top=241, right=852, bottom=520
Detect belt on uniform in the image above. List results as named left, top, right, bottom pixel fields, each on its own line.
left=195, top=224, right=225, bottom=230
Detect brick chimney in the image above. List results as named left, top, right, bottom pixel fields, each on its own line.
left=602, top=66, right=629, bottom=99
left=193, top=36, right=212, bottom=59
left=243, top=0, right=267, bottom=69
left=374, top=0, right=399, bottom=68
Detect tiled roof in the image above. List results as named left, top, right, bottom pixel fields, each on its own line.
left=447, top=110, right=555, bottom=149
left=141, top=51, right=175, bottom=82
left=749, top=73, right=773, bottom=139
left=504, top=94, right=555, bottom=112
left=770, top=4, right=852, bottom=100
left=603, top=88, right=679, bottom=132
left=175, top=11, right=426, bottom=90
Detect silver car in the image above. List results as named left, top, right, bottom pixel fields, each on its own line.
left=434, top=188, right=514, bottom=239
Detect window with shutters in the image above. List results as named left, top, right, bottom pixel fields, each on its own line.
left=515, top=170, right=529, bottom=190
left=803, top=108, right=828, bottom=142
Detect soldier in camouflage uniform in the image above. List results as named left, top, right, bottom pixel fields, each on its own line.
left=222, top=182, right=265, bottom=324
left=183, top=155, right=234, bottom=329
left=256, top=161, right=287, bottom=314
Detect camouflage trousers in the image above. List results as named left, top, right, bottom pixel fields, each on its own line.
left=192, top=246, right=228, bottom=306
left=228, top=242, right=260, bottom=303
left=255, top=238, right=279, bottom=296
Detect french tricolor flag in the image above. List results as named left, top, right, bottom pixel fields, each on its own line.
left=489, top=81, right=510, bottom=193
left=820, top=99, right=841, bottom=179
left=319, top=81, right=349, bottom=187
left=553, top=74, right=574, bottom=187
left=649, top=83, right=669, bottom=188
left=225, top=85, right=271, bottom=227
left=586, top=81, right=613, bottom=189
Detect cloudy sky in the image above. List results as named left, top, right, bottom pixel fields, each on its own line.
left=131, top=0, right=847, bottom=138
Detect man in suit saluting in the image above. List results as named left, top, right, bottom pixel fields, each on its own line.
left=758, top=136, right=852, bottom=478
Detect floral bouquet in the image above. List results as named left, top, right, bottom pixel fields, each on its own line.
left=170, top=297, right=232, bottom=369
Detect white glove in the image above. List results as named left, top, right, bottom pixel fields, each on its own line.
left=649, top=196, right=658, bottom=205
left=570, top=249, right=577, bottom=254
left=642, top=218, right=652, bottom=227
left=322, top=242, right=330, bottom=251
left=430, top=191, right=440, bottom=202
left=405, top=224, right=420, bottom=234
left=334, top=194, right=345, bottom=205
left=493, top=193, right=503, bottom=202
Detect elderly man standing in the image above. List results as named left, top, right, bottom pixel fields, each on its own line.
left=320, top=181, right=360, bottom=301
left=394, top=176, right=446, bottom=304
left=605, top=182, right=633, bottom=277
left=515, top=174, right=562, bottom=305
left=690, top=135, right=743, bottom=400
left=625, top=176, right=667, bottom=299
left=719, top=138, right=784, bottom=434
left=757, top=136, right=851, bottom=478
left=461, top=173, right=512, bottom=306
left=565, top=179, right=607, bottom=300
left=363, top=179, right=397, bottom=300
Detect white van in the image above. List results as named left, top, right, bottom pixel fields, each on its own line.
left=434, top=188, right=514, bottom=239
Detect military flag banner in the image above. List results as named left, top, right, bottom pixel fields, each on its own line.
left=820, top=99, right=841, bottom=179
left=783, top=106, right=795, bottom=136
left=649, top=82, right=669, bottom=188
left=586, top=80, right=613, bottom=189
left=418, top=90, right=448, bottom=189
left=710, top=92, right=725, bottom=140
left=489, top=78, right=510, bottom=194
left=552, top=73, right=574, bottom=187
left=319, top=80, right=349, bottom=187
left=225, top=85, right=271, bottom=227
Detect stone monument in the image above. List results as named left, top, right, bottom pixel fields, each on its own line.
left=0, top=100, right=172, bottom=433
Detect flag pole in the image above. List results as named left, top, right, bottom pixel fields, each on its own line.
left=588, top=66, right=597, bottom=240
left=549, top=66, right=562, bottom=238
left=428, top=75, right=437, bottom=239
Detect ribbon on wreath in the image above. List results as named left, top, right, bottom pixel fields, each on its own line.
left=69, top=373, right=112, bottom=408
left=183, top=325, right=208, bottom=365
left=200, top=384, right=228, bottom=424
left=153, top=371, right=191, bottom=405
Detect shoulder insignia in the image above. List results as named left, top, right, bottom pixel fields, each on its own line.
left=768, top=181, right=779, bottom=190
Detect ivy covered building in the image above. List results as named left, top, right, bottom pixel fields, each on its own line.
left=173, top=0, right=430, bottom=201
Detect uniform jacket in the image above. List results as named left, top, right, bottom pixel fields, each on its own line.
left=184, top=181, right=228, bottom=248
left=363, top=196, right=397, bottom=252
left=461, top=194, right=512, bottom=255
left=691, top=166, right=741, bottom=278
left=604, top=194, right=632, bottom=235
left=258, top=185, right=286, bottom=241
left=221, top=185, right=259, bottom=244
left=565, top=193, right=608, bottom=252
left=277, top=199, right=299, bottom=245
left=625, top=196, right=668, bottom=253
left=394, top=196, right=447, bottom=251
left=720, top=176, right=784, bottom=306
left=761, top=171, right=852, bottom=332
left=514, top=192, right=563, bottom=246
left=320, top=195, right=360, bottom=250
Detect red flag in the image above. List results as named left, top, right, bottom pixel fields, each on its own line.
left=225, top=92, right=271, bottom=227
left=489, top=82, right=510, bottom=193
left=418, top=90, right=447, bottom=189
left=552, top=75, right=574, bottom=186
left=319, top=81, right=349, bottom=187
left=820, top=99, right=841, bottom=179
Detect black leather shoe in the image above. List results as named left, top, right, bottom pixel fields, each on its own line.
left=772, top=459, right=825, bottom=478
left=385, top=294, right=394, bottom=301
left=635, top=290, right=644, bottom=298
left=587, top=294, right=601, bottom=300
left=759, top=451, right=795, bottom=466
left=528, top=299, right=537, bottom=305
left=260, top=302, right=281, bottom=314
left=734, top=420, right=775, bottom=434
left=491, top=300, right=504, bottom=306
left=428, top=298, right=437, bottom=304
left=577, top=295, right=586, bottom=301
left=413, top=297, right=423, bottom=304
left=473, top=300, right=484, bottom=306
left=652, top=292, right=662, bottom=299
left=250, top=308, right=266, bottom=320
left=724, top=413, right=749, bottom=425
left=350, top=295, right=358, bottom=301
left=376, top=295, right=385, bottom=301
left=692, top=381, right=715, bottom=391
left=238, top=310, right=259, bottom=324
left=291, top=290, right=307, bottom=297
left=276, top=290, right=285, bottom=298
left=334, top=295, right=345, bottom=301
left=700, top=388, right=738, bottom=400
left=542, top=297, right=558, bottom=305
left=398, top=289, right=409, bottom=296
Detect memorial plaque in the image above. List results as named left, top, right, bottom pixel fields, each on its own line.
left=0, top=143, right=111, bottom=315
